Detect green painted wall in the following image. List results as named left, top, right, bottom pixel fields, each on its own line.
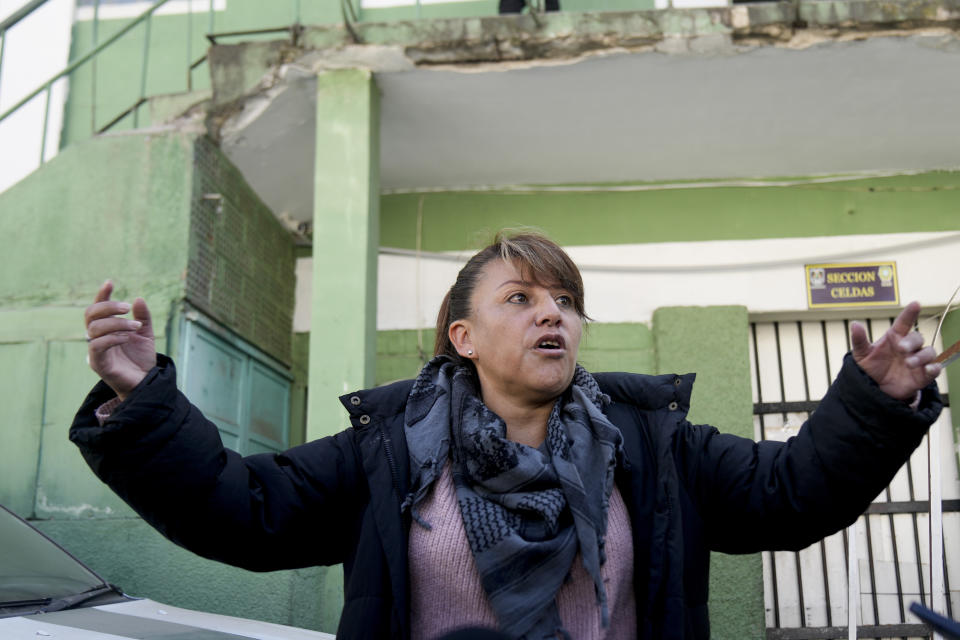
left=376, top=327, right=437, bottom=385
left=652, top=306, right=762, bottom=640
left=380, top=171, right=960, bottom=250
left=0, top=339, right=47, bottom=517
left=0, top=132, right=194, bottom=518
left=0, top=130, right=327, bottom=632
left=0, top=312, right=148, bottom=521
left=290, top=332, right=311, bottom=448
left=579, top=321, right=655, bottom=374
left=207, top=39, right=293, bottom=108
left=0, top=129, right=296, bottom=513
left=0, top=133, right=192, bottom=311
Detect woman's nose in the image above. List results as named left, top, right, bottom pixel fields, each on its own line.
left=536, top=297, right=562, bottom=326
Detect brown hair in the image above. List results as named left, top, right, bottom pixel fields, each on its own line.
left=434, top=230, right=587, bottom=361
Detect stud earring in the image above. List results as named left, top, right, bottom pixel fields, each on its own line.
left=467, top=350, right=474, bottom=356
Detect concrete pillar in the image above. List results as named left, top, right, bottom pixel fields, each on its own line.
left=309, top=69, right=380, bottom=441
left=652, top=305, right=763, bottom=640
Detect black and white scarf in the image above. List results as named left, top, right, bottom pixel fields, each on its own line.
left=402, top=356, right=623, bottom=639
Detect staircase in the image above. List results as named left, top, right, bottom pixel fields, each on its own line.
left=0, top=0, right=316, bottom=194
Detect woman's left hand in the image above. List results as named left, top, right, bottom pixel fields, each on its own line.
left=851, top=301, right=942, bottom=402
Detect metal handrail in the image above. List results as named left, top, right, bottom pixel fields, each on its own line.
left=341, top=0, right=361, bottom=43
left=0, top=0, right=174, bottom=128
left=0, top=0, right=51, bottom=104
left=0, top=0, right=48, bottom=33
left=0, top=0, right=442, bottom=169
left=128, top=22, right=301, bottom=131
left=2, top=0, right=308, bottom=138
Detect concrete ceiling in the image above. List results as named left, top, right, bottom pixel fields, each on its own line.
left=219, top=33, right=960, bottom=224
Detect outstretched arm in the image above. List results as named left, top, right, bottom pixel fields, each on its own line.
left=76, top=284, right=369, bottom=572
left=691, top=302, right=943, bottom=552
left=70, top=358, right=366, bottom=570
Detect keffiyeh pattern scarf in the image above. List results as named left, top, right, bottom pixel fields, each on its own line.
left=402, top=356, right=624, bottom=639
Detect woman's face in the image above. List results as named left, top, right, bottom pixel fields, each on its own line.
left=450, top=258, right=583, bottom=407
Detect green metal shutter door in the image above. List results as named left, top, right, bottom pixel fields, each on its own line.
left=181, top=318, right=290, bottom=455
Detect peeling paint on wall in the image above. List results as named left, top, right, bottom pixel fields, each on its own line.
left=35, top=488, right=116, bottom=518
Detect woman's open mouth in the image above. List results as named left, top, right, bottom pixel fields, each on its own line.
left=534, top=334, right=566, bottom=353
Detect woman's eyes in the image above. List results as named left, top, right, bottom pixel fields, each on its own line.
left=507, top=292, right=573, bottom=307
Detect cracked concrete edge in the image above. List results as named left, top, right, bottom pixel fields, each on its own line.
left=208, top=39, right=303, bottom=107
left=798, top=0, right=960, bottom=29
left=203, top=41, right=309, bottom=140
left=295, top=0, right=960, bottom=59
left=196, top=0, right=960, bottom=138
left=205, top=0, right=960, bottom=74
left=300, top=8, right=751, bottom=63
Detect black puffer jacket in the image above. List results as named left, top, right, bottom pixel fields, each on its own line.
left=70, top=354, right=941, bottom=639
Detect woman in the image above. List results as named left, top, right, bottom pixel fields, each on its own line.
left=74, top=232, right=943, bottom=640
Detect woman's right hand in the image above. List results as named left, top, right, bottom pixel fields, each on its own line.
left=84, top=280, right=157, bottom=401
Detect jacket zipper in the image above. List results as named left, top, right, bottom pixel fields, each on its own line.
left=379, top=425, right=402, bottom=498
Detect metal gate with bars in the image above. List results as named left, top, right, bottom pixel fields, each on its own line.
left=750, top=317, right=958, bottom=639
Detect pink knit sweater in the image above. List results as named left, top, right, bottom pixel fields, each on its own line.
left=408, top=463, right=636, bottom=639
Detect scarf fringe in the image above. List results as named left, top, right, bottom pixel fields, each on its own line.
left=596, top=580, right=611, bottom=629
left=401, top=492, right=433, bottom=530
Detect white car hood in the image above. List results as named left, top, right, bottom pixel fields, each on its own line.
left=0, top=598, right=336, bottom=640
